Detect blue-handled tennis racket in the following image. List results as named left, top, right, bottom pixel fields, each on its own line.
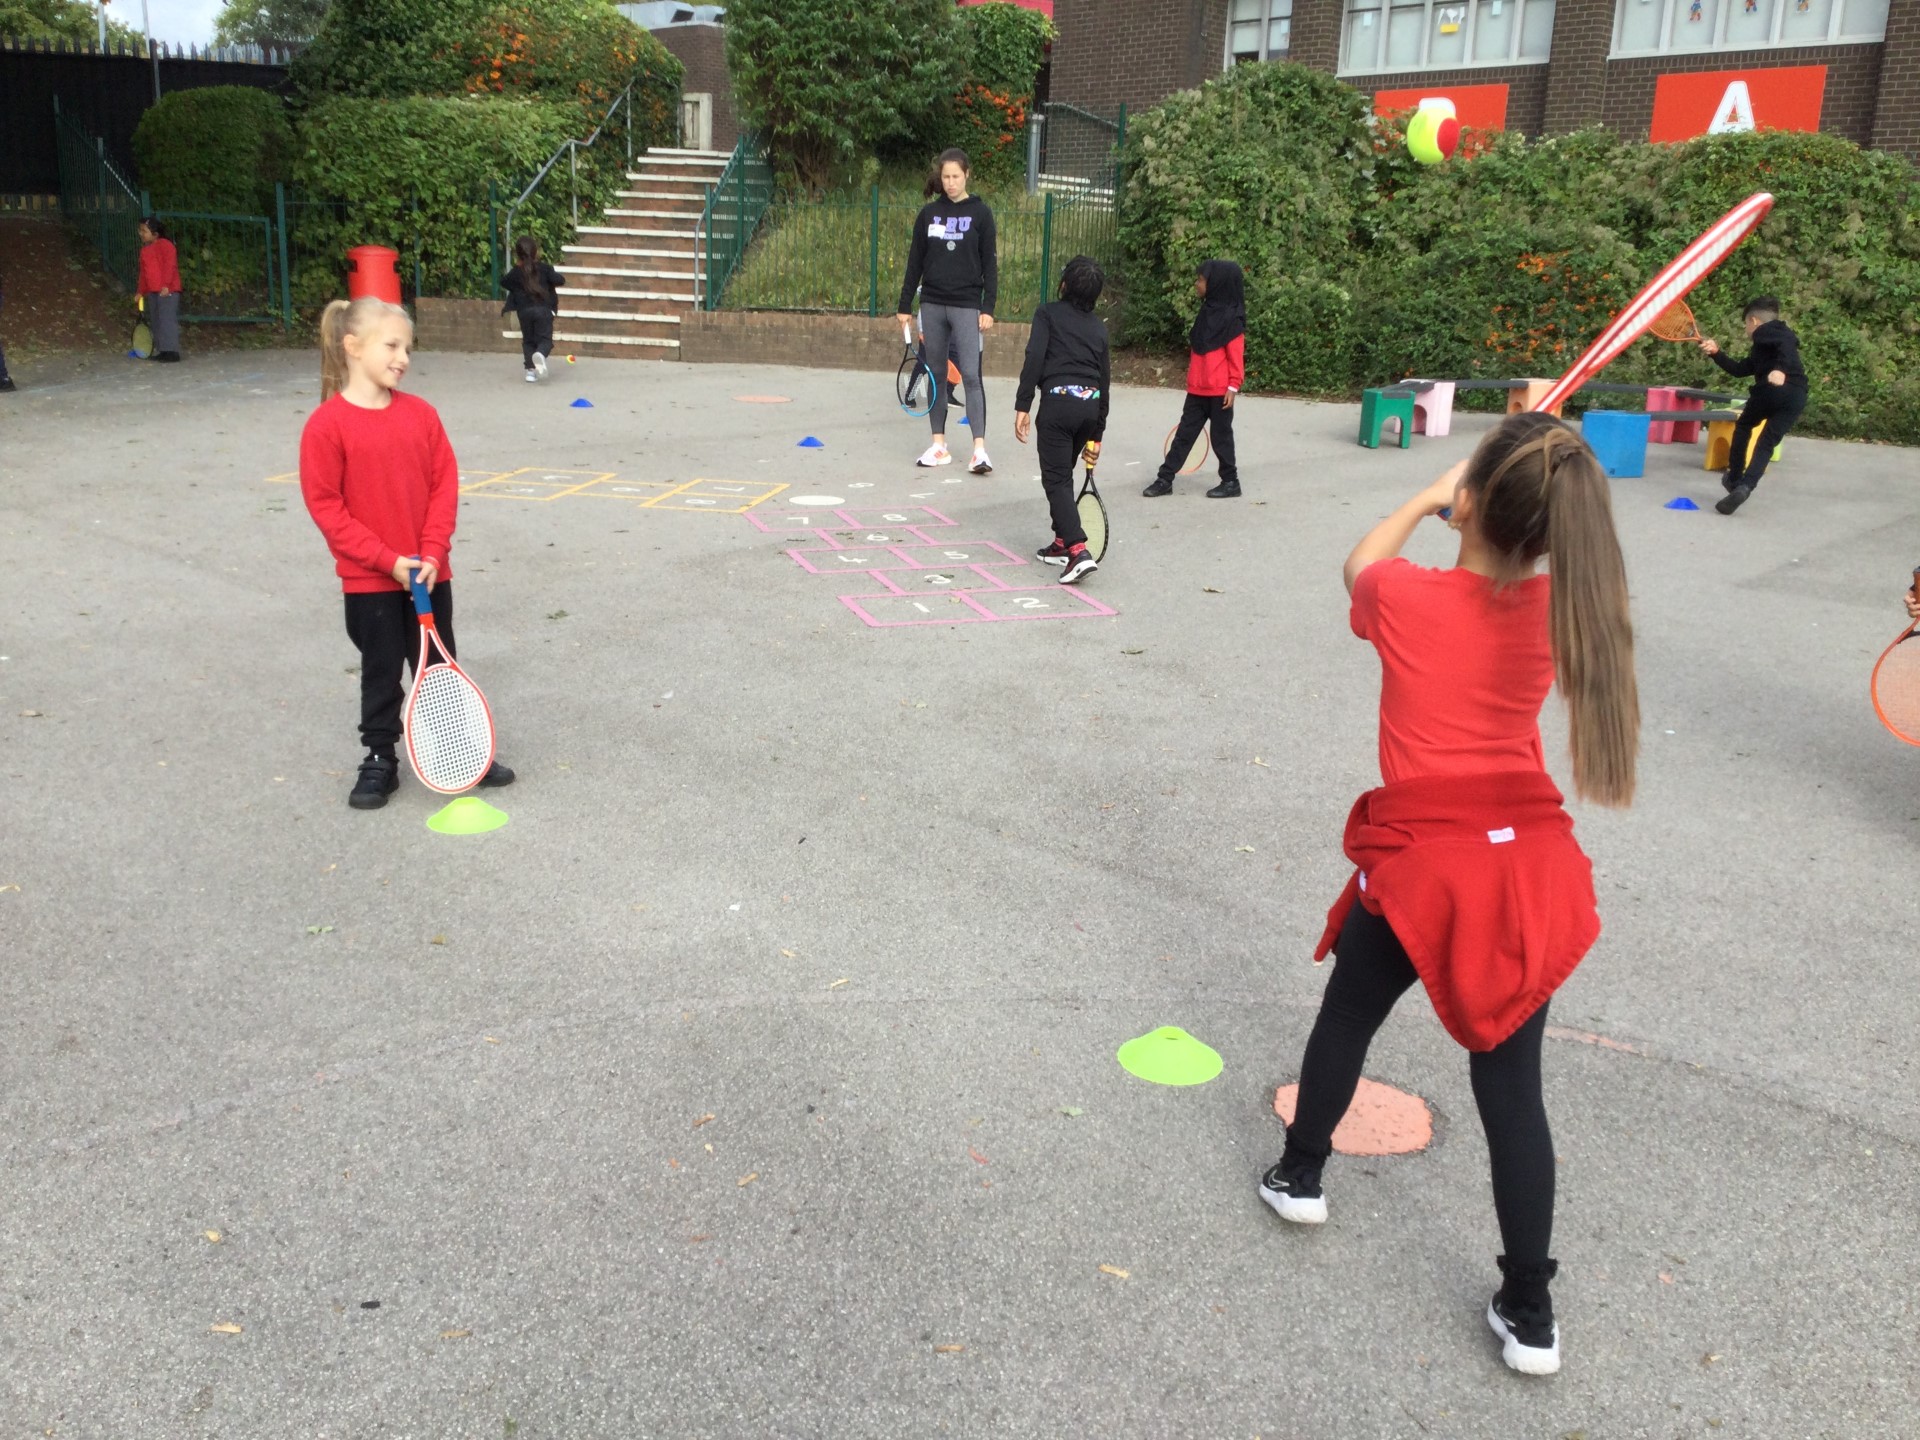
left=896, top=321, right=937, bottom=418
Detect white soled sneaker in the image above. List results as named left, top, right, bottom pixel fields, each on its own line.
left=1257, top=1157, right=1327, bottom=1224
left=969, top=448, right=993, bottom=474
left=533, top=353, right=548, bottom=380
left=523, top=367, right=539, bottom=383
left=916, top=444, right=952, bottom=467
left=1486, top=1256, right=1561, bottom=1375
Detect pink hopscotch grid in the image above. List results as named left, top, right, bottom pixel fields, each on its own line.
left=745, top=506, right=1118, bottom=629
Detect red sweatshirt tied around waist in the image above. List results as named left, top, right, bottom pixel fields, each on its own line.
left=1316, top=770, right=1600, bottom=1051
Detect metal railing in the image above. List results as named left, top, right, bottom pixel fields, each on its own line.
left=52, top=95, right=144, bottom=292
left=697, top=131, right=773, bottom=311
left=501, top=80, right=637, bottom=278
left=1027, top=102, right=1127, bottom=201
left=151, top=209, right=277, bottom=322
left=719, top=186, right=1120, bottom=320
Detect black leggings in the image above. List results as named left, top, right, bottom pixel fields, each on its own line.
left=1158, top=391, right=1237, bottom=483
left=519, top=305, right=555, bottom=367
left=344, top=584, right=456, bottom=755
left=1286, top=903, right=1555, bottom=1265
left=1726, top=392, right=1804, bottom=491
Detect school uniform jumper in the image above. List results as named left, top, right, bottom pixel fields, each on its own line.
left=1015, top=299, right=1111, bottom=549
left=898, top=195, right=997, bottom=438
left=1156, top=260, right=1245, bottom=490
left=299, top=391, right=462, bottom=756
left=138, top=236, right=182, bottom=358
left=1284, top=558, right=1601, bottom=1269
left=1710, top=318, right=1807, bottom=492
left=502, top=261, right=565, bottom=369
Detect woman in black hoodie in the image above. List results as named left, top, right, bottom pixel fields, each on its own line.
left=895, top=148, right=998, bottom=474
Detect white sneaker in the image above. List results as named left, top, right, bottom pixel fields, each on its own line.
left=916, top=445, right=952, bottom=467
left=523, top=368, right=539, bottom=383
left=969, top=449, right=993, bottom=475
left=533, top=353, right=548, bottom=379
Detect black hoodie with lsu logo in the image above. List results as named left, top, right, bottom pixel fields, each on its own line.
left=897, top=195, right=998, bottom=316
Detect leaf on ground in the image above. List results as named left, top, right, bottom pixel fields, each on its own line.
left=1701, top=1352, right=1721, bottom=1365
left=1098, top=1264, right=1130, bottom=1280
left=1234, top=846, right=1255, bottom=853
left=829, top=977, right=850, bottom=989
left=780, top=948, right=795, bottom=958
left=1056, top=1106, right=1085, bottom=1117
left=968, top=1148, right=989, bottom=1165
left=933, top=1344, right=965, bottom=1354
left=737, top=1172, right=759, bottom=1187
left=1121, top=648, right=1145, bottom=655
left=304, top=925, right=333, bottom=935
left=429, top=935, right=446, bottom=945
left=441, top=1328, right=472, bottom=1339
left=203, top=1230, right=222, bottom=1243
left=209, top=1322, right=243, bottom=1334
left=546, top=610, right=569, bottom=620
left=688, top=1234, right=711, bottom=1244
left=1202, top=587, right=1223, bottom=594
left=693, top=1113, right=716, bottom=1129
left=1659, top=1271, right=1675, bottom=1284
left=484, top=1036, right=500, bottom=1044
left=1251, top=756, right=1270, bottom=767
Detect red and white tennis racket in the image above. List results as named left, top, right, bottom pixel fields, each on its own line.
left=1533, top=192, right=1773, bottom=415
left=403, top=563, right=495, bottom=793
left=1871, top=568, right=1920, bottom=745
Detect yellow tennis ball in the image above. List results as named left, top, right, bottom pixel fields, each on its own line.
left=1407, top=108, right=1446, bottom=166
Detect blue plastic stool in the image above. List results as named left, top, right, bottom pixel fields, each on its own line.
left=1580, top=410, right=1649, bottom=479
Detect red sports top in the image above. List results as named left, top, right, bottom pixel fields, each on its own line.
left=1186, top=334, right=1244, bottom=397
left=1351, top=558, right=1554, bottom=784
left=299, top=391, right=459, bottom=593
left=138, top=238, right=180, bottom=293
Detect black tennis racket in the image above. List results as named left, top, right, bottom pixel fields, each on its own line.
left=1077, top=441, right=1108, bottom=564
left=896, top=322, right=936, bottom=418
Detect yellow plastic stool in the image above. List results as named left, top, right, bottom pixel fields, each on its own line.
left=1703, top=420, right=1782, bottom=471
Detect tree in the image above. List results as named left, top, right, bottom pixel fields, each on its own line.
left=0, top=0, right=138, bottom=44
left=725, top=0, right=962, bottom=191
left=213, top=0, right=330, bottom=48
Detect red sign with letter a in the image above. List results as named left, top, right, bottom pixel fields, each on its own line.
left=1649, top=66, right=1826, bottom=143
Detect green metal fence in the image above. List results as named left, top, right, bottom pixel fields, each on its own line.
left=698, top=133, right=774, bottom=311
left=153, top=210, right=277, bottom=322
left=721, top=187, right=1120, bottom=320
left=53, top=96, right=143, bottom=293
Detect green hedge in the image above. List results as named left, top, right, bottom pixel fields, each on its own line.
left=1120, top=62, right=1920, bottom=443
left=132, top=86, right=294, bottom=213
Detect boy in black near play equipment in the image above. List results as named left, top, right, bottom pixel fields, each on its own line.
left=1014, top=255, right=1110, bottom=587
left=1699, top=296, right=1807, bottom=516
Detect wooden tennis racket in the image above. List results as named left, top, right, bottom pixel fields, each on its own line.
left=1077, top=442, right=1109, bottom=564
left=403, top=564, right=496, bottom=793
left=1871, top=568, right=1920, bottom=745
left=1163, top=423, right=1210, bottom=475
left=1647, top=297, right=1707, bottom=345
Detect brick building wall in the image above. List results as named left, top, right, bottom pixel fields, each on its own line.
left=681, top=311, right=1035, bottom=376
left=416, top=299, right=519, bottom=356
left=1873, top=0, right=1920, bottom=152
left=1603, top=44, right=1885, bottom=143
left=1290, top=0, right=1344, bottom=70
left=650, top=23, right=737, bottom=152
left=1050, top=0, right=1226, bottom=115
left=1542, top=0, right=1614, bottom=130
left=1342, top=62, right=1552, bottom=131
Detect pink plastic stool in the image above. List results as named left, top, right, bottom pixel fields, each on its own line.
left=1410, top=379, right=1455, bottom=437
left=1645, top=386, right=1677, bottom=444
left=1668, top=391, right=1704, bottom=444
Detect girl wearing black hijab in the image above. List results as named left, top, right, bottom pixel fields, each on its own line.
left=1144, top=259, right=1245, bottom=499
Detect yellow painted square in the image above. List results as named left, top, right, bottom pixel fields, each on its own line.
left=572, top=478, right=678, bottom=500
left=642, top=478, right=789, bottom=513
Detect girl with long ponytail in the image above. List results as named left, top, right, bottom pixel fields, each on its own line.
left=1259, top=410, right=1638, bottom=1377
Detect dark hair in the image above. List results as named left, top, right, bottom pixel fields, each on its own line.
left=1462, top=410, right=1639, bottom=806
left=923, top=147, right=972, bottom=200
left=1743, top=295, right=1781, bottom=322
left=140, top=216, right=167, bottom=239
left=514, top=235, right=551, bottom=305
left=1059, top=255, right=1104, bottom=312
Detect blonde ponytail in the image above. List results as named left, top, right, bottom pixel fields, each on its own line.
left=1461, top=412, right=1640, bottom=807
left=318, top=296, right=415, bottom=403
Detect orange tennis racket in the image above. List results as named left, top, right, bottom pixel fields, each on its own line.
left=1871, top=568, right=1920, bottom=745
left=1647, top=298, right=1707, bottom=344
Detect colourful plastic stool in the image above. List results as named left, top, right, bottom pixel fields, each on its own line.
left=1359, top=388, right=1416, bottom=449
left=1581, top=410, right=1649, bottom=479
left=1704, top=421, right=1782, bottom=471
left=1410, top=379, right=1455, bottom=437
left=1506, top=379, right=1564, bottom=417
left=1644, top=386, right=1678, bottom=444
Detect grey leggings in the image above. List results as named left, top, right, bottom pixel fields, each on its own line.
left=919, top=302, right=984, bottom=440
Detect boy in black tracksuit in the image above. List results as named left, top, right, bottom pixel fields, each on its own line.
left=1701, top=296, right=1807, bottom=515
left=1014, top=256, right=1110, bottom=586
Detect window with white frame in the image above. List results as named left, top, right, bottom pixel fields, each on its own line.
left=1611, top=0, right=1887, bottom=55
left=1340, top=0, right=1556, bottom=73
left=1228, top=0, right=1293, bottom=63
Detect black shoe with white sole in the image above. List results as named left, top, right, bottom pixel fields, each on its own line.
left=1058, top=550, right=1098, bottom=585
left=349, top=751, right=399, bottom=810
left=1257, top=1157, right=1327, bottom=1224
left=1716, top=484, right=1752, bottom=515
left=1036, top=538, right=1070, bottom=566
left=1487, top=1256, right=1560, bottom=1375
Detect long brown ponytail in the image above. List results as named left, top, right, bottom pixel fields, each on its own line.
left=1463, top=411, right=1640, bottom=806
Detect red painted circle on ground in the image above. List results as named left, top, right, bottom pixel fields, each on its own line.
left=1273, top=1077, right=1433, bottom=1156
left=734, top=395, right=793, bottom=404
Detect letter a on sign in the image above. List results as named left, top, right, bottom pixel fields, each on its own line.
left=1708, top=80, right=1757, bottom=134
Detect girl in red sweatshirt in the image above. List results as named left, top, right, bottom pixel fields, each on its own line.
left=1143, top=258, right=1244, bottom=499
left=1259, top=412, right=1639, bottom=1378
left=299, top=296, right=515, bottom=810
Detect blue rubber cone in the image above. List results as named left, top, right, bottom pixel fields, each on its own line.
left=1664, top=496, right=1699, bottom=510
left=570, top=398, right=594, bottom=409
left=797, top=436, right=824, bottom=448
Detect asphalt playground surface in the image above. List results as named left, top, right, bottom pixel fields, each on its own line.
left=3, top=347, right=1917, bottom=1438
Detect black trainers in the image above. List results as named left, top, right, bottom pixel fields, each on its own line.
left=1257, top=1156, right=1327, bottom=1224
left=348, top=751, right=399, bottom=809
left=0, top=377, right=16, bottom=393
left=1036, top=538, right=1070, bottom=566
left=1486, top=1256, right=1560, bottom=1375
left=1059, top=549, right=1098, bottom=585
left=1141, top=476, right=1173, bottom=498
left=477, top=760, right=516, bottom=788
left=1715, top=484, right=1752, bottom=515
left=1206, top=478, right=1242, bottom=499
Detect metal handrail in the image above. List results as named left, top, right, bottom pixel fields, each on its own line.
left=500, top=80, right=636, bottom=270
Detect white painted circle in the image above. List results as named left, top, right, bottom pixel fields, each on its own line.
left=789, top=495, right=847, bottom=506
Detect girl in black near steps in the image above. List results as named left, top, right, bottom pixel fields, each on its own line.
left=502, top=236, right=564, bottom=382
left=895, top=148, right=998, bottom=475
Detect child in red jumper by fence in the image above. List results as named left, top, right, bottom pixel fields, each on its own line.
left=299, top=296, right=515, bottom=810
left=1143, top=258, right=1244, bottom=499
left=1258, top=412, right=1639, bottom=1379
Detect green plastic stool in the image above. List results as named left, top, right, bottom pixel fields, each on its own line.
left=1359, top=388, right=1416, bottom=449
